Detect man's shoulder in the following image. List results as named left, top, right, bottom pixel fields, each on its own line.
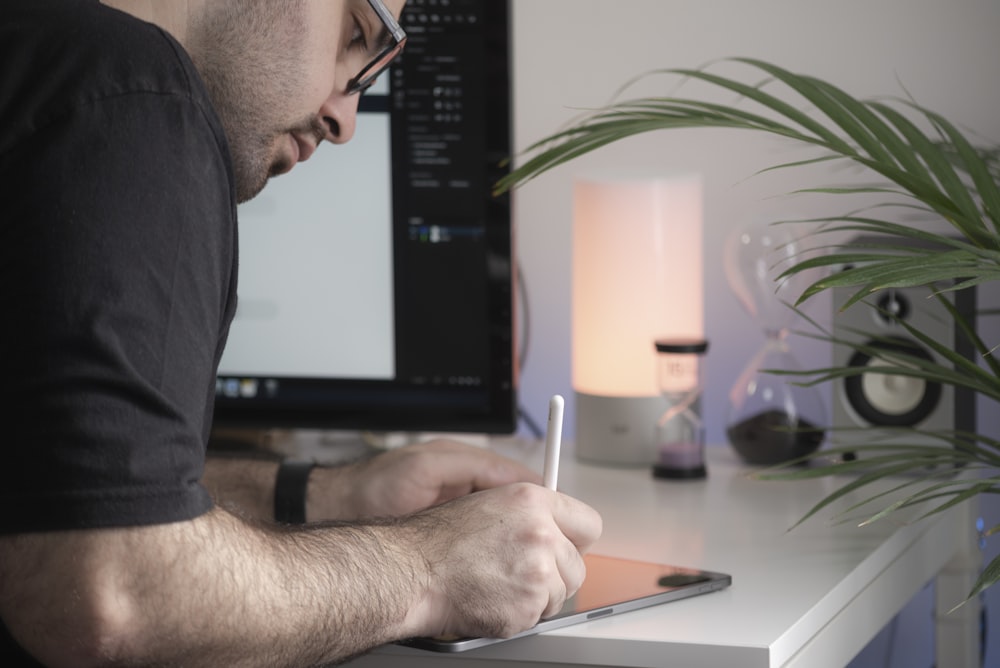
left=0, top=0, right=210, bottom=154
left=2, top=0, right=193, bottom=80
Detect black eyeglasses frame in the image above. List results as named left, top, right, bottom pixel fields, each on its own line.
left=346, top=0, right=408, bottom=95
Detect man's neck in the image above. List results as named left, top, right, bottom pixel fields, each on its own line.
left=100, top=0, right=200, bottom=44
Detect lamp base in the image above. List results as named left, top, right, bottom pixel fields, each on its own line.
left=575, top=392, right=665, bottom=466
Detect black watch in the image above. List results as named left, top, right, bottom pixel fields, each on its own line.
left=274, top=459, right=316, bottom=524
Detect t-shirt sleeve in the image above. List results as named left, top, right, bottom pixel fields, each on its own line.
left=0, top=89, right=237, bottom=533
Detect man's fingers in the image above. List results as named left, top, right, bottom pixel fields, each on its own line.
left=549, top=491, right=603, bottom=552
left=410, top=440, right=543, bottom=490
left=543, top=542, right=587, bottom=619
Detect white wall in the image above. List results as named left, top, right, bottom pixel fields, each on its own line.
left=509, top=1, right=1000, bottom=666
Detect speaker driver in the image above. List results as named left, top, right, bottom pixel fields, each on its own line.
left=844, top=337, right=941, bottom=427
left=875, top=289, right=911, bottom=323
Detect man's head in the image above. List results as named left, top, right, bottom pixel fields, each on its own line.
left=108, top=0, right=406, bottom=203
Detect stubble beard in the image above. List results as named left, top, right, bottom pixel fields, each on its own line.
left=186, top=1, right=311, bottom=203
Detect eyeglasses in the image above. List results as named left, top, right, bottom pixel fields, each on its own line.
left=346, top=0, right=407, bottom=95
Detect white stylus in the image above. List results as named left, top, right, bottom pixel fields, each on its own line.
left=543, top=394, right=565, bottom=490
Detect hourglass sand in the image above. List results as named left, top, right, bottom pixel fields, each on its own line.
left=723, top=221, right=826, bottom=466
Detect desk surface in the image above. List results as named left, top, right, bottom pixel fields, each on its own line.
left=342, top=440, right=967, bottom=668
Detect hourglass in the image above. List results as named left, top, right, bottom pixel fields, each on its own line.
left=653, top=339, right=709, bottom=479
left=723, top=221, right=826, bottom=466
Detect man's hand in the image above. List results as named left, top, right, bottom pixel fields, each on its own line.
left=400, top=482, right=603, bottom=640
left=309, top=440, right=541, bottom=521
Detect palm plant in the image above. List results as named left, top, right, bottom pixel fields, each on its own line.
left=493, top=58, right=1000, bottom=600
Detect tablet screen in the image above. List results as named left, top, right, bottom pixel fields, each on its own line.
left=401, top=553, right=732, bottom=652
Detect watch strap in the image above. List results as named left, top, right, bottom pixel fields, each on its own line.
left=274, top=459, right=316, bottom=524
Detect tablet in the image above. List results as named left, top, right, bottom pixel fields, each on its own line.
left=400, top=553, right=732, bottom=652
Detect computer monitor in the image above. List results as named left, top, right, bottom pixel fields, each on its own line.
left=213, top=0, right=516, bottom=435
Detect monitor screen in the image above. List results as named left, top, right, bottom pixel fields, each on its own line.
left=213, top=0, right=515, bottom=434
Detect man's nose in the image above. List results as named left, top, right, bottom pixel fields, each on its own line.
left=320, top=91, right=359, bottom=144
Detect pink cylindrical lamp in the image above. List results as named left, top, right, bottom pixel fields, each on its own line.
left=573, top=174, right=703, bottom=465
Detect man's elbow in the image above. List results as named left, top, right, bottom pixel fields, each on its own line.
left=1, top=534, right=151, bottom=668
left=5, top=584, right=146, bottom=668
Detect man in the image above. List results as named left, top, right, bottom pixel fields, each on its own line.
left=0, top=1, right=602, bottom=666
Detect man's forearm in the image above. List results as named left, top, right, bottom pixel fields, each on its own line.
left=202, top=455, right=281, bottom=520
left=0, top=507, right=427, bottom=668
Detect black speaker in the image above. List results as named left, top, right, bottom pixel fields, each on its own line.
left=831, top=260, right=977, bottom=459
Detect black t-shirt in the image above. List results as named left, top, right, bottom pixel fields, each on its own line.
left=0, top=0, right=238, bottom=662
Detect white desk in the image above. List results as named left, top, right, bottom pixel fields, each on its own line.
left=340, top=441, right=979, bottom=668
